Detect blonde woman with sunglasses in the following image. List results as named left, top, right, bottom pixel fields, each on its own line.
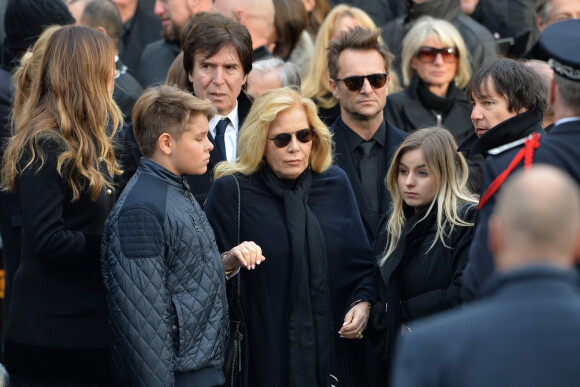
left=205, top=87, right=376, bottom=387
left=385, top=16, right=474, bottom=143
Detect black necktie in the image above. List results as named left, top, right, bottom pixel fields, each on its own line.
left=358, top=140, right=379, bottom=215
left=215, top=118, right=230, bottom=159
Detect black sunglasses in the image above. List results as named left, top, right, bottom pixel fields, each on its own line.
left=333, top=73, right=388, bottom=91
left=416, top=46, right=459, bottom=63
left=268, top=128, right=314, bottom=148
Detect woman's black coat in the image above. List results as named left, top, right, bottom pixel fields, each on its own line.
left=205, top=166, right=376, bottom=387
left=3, top=139, right=116, bottom=380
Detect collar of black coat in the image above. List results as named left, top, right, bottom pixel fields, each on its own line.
left=476, top=264, right=579, bottom=300
left=470, top=110, right=544, bottom=158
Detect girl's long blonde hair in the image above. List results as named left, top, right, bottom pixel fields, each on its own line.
left=379, top=127, right=477, bottom=266
left=1, top=25, right=122, bottom=201
left=214, top=87, right=332, bottom=178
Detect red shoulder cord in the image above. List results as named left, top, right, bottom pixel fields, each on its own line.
left=478, top=132, right=541, bottom=210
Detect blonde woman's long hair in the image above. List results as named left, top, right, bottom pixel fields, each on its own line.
left=214, top=86, right=332, bottom=178
left=379, top=127, right=478, bottom=266
left=1, top=25, right=122, bottom=201
left=301, top=5, right=379, bottom=109
left=401, top=16, right=471, bottom=89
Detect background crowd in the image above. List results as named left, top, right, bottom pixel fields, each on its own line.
left=0, top=0, right=579, bottom=386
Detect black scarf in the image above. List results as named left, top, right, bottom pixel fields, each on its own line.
left=261, top=164, right=332, bottom=387
left=416, top=78, right=455, bottom=115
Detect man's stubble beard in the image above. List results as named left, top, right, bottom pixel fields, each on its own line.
left=162, top=22, right=181, bottom=44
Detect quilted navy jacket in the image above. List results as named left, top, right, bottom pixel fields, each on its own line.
left=101, top=158, right=228, bottom=386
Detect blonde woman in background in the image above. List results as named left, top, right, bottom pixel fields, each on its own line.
left=385, top=17, right=473, bottom=142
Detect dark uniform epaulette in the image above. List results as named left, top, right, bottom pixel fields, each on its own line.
left=487, top=136, right=529, bottom=156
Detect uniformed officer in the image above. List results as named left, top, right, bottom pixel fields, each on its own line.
left=462, top=19, right=580, bottom=301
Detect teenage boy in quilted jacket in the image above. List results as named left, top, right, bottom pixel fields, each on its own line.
left=101, top=85, right=264, bottom=386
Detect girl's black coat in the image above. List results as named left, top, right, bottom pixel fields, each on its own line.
left=368, top=204, right=476, bottom=383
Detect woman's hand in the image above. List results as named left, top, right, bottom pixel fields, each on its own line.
left=338, top=301, right=370, bottom=339
left=222, top=241, right=266, bottom=271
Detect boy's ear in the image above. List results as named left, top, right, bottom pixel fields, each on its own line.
left=158, top=133, right=173, bottom=156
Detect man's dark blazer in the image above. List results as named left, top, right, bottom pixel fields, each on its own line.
left=186, top=91, right=252, bottom=205
left=392, top=265, right=580, bottom=387
left=462, top=119, right=580, bottom=301
left=329, top=117, right=407, bottom=243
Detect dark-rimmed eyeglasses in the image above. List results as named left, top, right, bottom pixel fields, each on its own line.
left=416, top=46, right=459, bottom=63
left=333, top=73, right=388, bottom=92
left=267, top=128, right=314, bottom=148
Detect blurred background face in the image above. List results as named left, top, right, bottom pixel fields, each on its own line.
left=246, top=70, right=281, bottom=102
left=460, top=0, right=479, bottom=14
left=212, top=0, right=237, bottom=20
left=154, top=0, right=192, bottom=42
left=411, top=35, right=457, bottom=96
left=264, top=105, right=313, bottom=180
left=543, top=0, right=580, bottom=30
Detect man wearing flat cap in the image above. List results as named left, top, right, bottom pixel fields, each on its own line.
left=462, top=19, right=580, bottom=301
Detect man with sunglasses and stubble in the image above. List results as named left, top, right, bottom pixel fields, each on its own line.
left=327, top=27, right=407, bottom=245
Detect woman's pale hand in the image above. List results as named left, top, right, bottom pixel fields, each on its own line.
left=338, top=301, right=370, bottom=339
left=222, top=241, right=266, bottom=271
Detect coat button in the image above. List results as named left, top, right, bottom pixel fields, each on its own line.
left=98, top=156, right=104, bottom=162
left=106, top=189, right=113, bottom=195
left=172, top=325, right=177, bottom=331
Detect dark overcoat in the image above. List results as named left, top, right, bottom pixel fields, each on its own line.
left=205, top=166, right=376, bottom=387
left=393, top=265, right=580, bottom=387
left=3, top=139, right=116, bottom=380
left=462, top=119, right=580, bottom=301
